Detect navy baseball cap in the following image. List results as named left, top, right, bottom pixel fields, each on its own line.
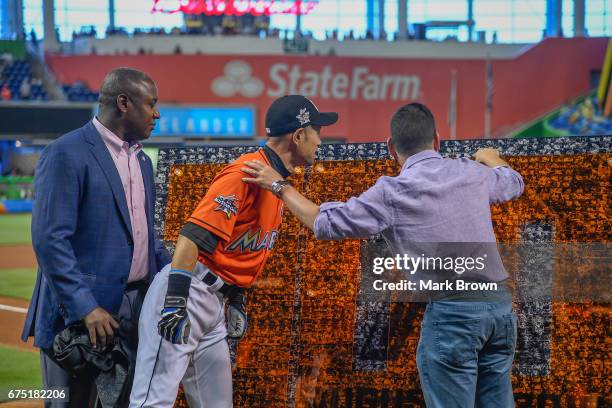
left=265, top=95, right=338, bottom=137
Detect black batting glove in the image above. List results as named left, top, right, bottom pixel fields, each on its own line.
left=158, top=269, right=192, bottom=344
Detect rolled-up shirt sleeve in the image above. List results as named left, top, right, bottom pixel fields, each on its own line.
left=487, top=166, right=525, bottom=203
left=313, top=178, right=392, bottom=240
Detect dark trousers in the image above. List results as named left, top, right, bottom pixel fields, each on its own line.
left=40, top=283, right=147, bottom=408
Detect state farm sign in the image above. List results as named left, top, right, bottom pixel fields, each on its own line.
left=212, top=60, right=421, bottom=101
left=46, top=39, right=608, bottom=141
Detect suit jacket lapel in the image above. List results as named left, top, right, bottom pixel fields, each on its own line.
left=138, top=151, right=154, bottom=231
left=84, top=122, right=133, bottom=238
left=138, top=152, right=157, bottom=280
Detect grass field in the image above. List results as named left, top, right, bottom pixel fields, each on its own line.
left=0, top=214, right=36, bottom=300
left=0, top=214, right=39, bottom=401
left=0, top=345, right=42, bottom=402
left=0, top=214, right=31, bottom=245
left=0, top=269, right=36, bottom=301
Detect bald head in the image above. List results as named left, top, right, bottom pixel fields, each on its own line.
left=98, top=67, right=155, bottom=108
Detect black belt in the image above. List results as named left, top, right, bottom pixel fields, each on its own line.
left=202, top=271, right=240, bottom=298
left=125, top=279, right=149, bottom=292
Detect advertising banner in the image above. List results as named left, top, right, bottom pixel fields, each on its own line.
left=47, top=38, right=607, bottom=141
left=152, top=105, right=255, bottom=138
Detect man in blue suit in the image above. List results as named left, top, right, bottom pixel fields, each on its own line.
left=22, top=67, right=171, bottom=407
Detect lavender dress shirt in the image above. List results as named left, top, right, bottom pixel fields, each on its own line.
left=313, top=150, right=524, bottom=282
left=93, top=117, right=149, bottom=283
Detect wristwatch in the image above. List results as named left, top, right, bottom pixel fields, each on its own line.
left=271, top=180, right=290, bottom=198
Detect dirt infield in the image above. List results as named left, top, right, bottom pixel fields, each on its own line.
left=0, top=246, right=36, bottom=269
left=0, top=296, right=39, bottom=408
left=0, top=297, right=33, bottom=352
left=0, top=244, right=36, bottom=352
left=0, top=400, right=42, bottom=408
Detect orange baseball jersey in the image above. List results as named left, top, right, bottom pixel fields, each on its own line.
left=186, top=148, right=286, bottom=287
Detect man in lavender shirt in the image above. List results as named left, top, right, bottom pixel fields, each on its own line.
left=23, top=68, right=170, bottom=407
left=242, top=103, right=524, bottom=407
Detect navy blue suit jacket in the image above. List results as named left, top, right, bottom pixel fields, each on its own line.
left=22, top=121, right=171, bottom=349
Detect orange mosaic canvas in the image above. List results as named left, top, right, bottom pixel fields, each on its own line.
left=153, top=139, right=610, bottom=407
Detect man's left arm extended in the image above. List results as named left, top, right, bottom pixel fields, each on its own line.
left=241, top=160, right=391, bottom=240
left=474, top=148, right=525, bottom=203
left=275, top=185, right=321, bottom=230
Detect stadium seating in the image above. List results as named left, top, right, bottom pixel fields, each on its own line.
left=1, top=57, right=98, bottom=103
left=0, top=59, right=48, bottom=101
left=548, top=95, right=612, bottom=136
left=61, top=83, right=99, bottom=102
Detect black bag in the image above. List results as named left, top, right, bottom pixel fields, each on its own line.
left=52, top=318, right=138, bottom=407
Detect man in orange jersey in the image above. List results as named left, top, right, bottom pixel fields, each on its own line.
left=129, top=95, right=338, bottom=408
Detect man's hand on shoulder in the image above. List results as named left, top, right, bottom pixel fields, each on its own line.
left=473, top=148, right=509, bottom=168
left=83, top=307, right=119, bottom=349
left=241, top=160, right=283, bottom=192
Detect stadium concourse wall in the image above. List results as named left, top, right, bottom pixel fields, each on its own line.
left=157, top=136, right=610, bottom=407
left=46, top=37, right=607, bottom=142
left=69, top=35, right=526, bottom=59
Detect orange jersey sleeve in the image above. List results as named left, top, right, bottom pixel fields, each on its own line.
left=185, top=150, right=286, bottom=287
left=187, top=167, right=251, bottom=242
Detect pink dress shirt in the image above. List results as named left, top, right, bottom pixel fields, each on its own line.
left=93, top=117, right=149, bottom=283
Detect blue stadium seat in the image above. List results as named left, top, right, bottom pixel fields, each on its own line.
left=548, top=94, right=611, bottom=136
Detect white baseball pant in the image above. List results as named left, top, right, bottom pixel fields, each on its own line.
left=129, top=262, right=232, bottom=408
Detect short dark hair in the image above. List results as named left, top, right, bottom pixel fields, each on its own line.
left=390, top=103, right=436, bottom=156
left=98, top=67, right=153, bottom=106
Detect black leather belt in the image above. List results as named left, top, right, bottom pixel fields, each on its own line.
left=202, top=271, right=239, bottom=298
left=125, top=279, right=148, bottom=293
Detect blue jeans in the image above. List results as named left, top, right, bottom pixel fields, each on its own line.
left=416, top=300, right=517, bottom=408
